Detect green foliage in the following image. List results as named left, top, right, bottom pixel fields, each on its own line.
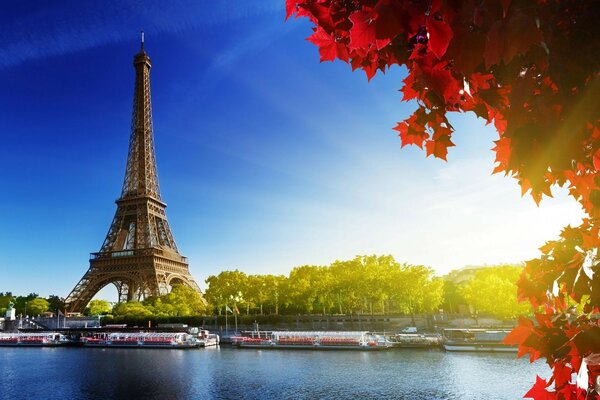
left=204, top=270, right=247, bottom=315
left=144, top=285, right=206, bottom=317
left=47, top=295, right=65, bottom=312
left=204, top=255, right=445, bottom=316
left=13, top=293, right=39, bottom=315
left=441, top=280, right=465, bottom=314
left=86, top=299, right=112, bottom=316
left=110, top=285, right=206, bottom=318
left=459, top=265, right=531, bottom=320
left=112, top=301, right=152, bottom=318
left=26, top=298, right=50, bottom=316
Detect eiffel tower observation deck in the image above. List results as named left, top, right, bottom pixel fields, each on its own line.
left=65, top=34, right=202, bottom=313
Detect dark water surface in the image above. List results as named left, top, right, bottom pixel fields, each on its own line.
left=0, top=346, right=547, bottom=399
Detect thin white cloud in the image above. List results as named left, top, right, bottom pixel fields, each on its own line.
left=0, top=0, right=283, bottom=69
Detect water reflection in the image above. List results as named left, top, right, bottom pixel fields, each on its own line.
left=0, top=347, right=547, bottom=400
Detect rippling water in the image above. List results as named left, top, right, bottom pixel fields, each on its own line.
left=0, top=347, right=547, bottom=399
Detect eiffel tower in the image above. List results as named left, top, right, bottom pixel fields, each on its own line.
left=65, top=35, right=202, bottom=313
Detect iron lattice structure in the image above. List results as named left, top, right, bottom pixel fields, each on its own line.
left=65, top=40, right=202, bottom=313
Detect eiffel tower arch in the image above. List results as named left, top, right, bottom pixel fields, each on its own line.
left=65, top=36, right=203, bottom=313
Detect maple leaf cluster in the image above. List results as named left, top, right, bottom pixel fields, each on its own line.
left=287, top=0, right=599, bottom=397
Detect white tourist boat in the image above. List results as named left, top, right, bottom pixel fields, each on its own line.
left=388, top=333, right=442, bottom=348
left=442, top=329, right=517, bottom=352
left=238, top=331, right=390, bottom=350
left=81, top=332, right=200, bottom=348
left=197, top=329, right=220, bottom=347
left=0, top=332, right=71, bottom=346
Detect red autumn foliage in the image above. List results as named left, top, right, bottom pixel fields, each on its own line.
left=287, top=0, right=599, bottom=397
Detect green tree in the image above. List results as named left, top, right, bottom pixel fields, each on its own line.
left=263, top=274, right=287, bottom=315
left=460, top=265, right=531, bottom=320
left=26, top=298, right=49, bottom=316
left=144, top=285, right=206, bottom=317
left=204, top=270, right=248, bottom=315
left=14, top=293, right=39, bottom=315
left=330, top=259, right=363, bottom=314
left=390, top=264, right=440, bottom=321
left=440, top=280, right=465, bottom=314
left=287, top=265, right=322, bottom=314
left=46, top=295, right=65, bottom=312
left=245, top=275, right=269, bottom=315
left=86, top=299, right=112, bottom=316
left=422, top=277, right=444, bottom=313
left=112, top=301, right=152, bottom=318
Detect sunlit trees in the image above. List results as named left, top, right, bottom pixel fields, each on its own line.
left=86, top=299, right=112, bottom=316
left=26, top=298, right=49, bottom=316
left=203, top=255, right=445, bottom=316
left=13, top=293, right=39, bottom=315
left=460, top=265, right=531, bottom=320
left=262, top=274, right=287, bottom=315
left=112, top=301, right=153, bottom=318
left=441, top=280, right=465, bottom=314
left=144, top=285, right=206, bottom=317
left=390, top=264, right=442, bottom=322
left=329, top=258, right=363, bottom=314
left=204, top=270, right=247, bottom=315
left=287, top=265, right=322, bottom=314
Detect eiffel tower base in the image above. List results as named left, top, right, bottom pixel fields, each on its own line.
left=65, top=248, right=202, bottom=313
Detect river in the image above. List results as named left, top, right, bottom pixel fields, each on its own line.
left=0, top=346, right=547, bottom=399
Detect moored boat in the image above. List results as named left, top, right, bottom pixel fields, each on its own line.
left=388, top=333, right=442, bottom=348
left=237, top=331, right=390, bottom=350
left=81, top=332, right=200, bottom=348
left=197, top=330, right=220, bottom=347
left=0, top=332, right=71, bottom=346
left=442, top=329, right=517, bottom=352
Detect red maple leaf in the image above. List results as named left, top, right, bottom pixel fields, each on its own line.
left=425, top=134, right=455, bottom=161
left=302, top=2, right=336, bottom=32
left=307, top=28, right=349, bottom=62
left=524, top=375, right=553, bottom=399
left=426, top=16, right=453, bottom=59
left=552, top=362, right=574, bottom=390
left=349, top=10, right=376, bottom=51
left=504, top=317, right=534, bottom=345
left=593, top=148, right=600, bottom=171
left=285, top=0, right=296, bottom=20
left=393, top=111, right=428, bottom=149
left=373, top=0, right=405, bottom=40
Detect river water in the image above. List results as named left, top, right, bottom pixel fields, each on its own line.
left=0, top=346, right=547, bottom=400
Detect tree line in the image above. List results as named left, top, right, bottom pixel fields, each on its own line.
left=1, top=256, right=529, bottom=320
left=204, top=255, right=443, bottom=317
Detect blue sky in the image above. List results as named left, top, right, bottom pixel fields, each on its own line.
left=0, top=0, right=584, bottom=299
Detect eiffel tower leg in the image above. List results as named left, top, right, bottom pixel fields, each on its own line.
left=65, top=269, right=123, bottom=313
left=114, top=281, right=130, bottom=304
left=126, top=280, right=137, bottom=302
left=157, top=273, right=169, bottom=296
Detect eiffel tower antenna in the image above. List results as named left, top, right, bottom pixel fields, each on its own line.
left=65, top=37, right=203, bottom=312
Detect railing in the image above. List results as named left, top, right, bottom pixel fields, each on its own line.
left=90, top=248, right=187, bottom=262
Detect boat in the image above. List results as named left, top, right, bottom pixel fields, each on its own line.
left=237, top=331, right=390, bottom=350
left=81, top=332, right=200, bottom=348
left=387, top=333, right=442, bottom=348
left=441, top=328, right=517, bottom=352
left=197, top=330, right=219, bottom=347
left=0, top=332, right=71, bottom=346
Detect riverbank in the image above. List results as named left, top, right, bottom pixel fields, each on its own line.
left=98, top=313, right=511, bottom=335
